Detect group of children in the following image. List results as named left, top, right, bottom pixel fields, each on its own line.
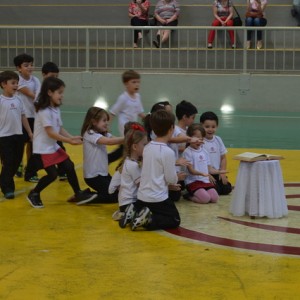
left=0, top=62, right=232, bottom=231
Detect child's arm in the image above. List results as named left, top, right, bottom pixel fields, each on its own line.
left=97, top=136, right=124, bottom=146
left=109, top=170, right=121, bottom=194
left=45, top=126, right=82, bottom=145
left=219, top=154, right=229, bottom=184
left=208, top=165, right=227, bottom=175
left=169, top=134, right=202, bottom=144
left=18, top=87, right=35, bottom=100
left=21, top=115, right=33, bottom=141
left=186, top=164, right=209, bottom=177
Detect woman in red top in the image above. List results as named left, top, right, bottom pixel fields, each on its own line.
left=129, top=0, right=151, bottom=48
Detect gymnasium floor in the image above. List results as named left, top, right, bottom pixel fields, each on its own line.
left=1, top=144, right=300, bottom=300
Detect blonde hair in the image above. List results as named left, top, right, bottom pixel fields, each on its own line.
left=81, top=107, right=110, bottom=136
left=117, top=123, right=146, bottom=172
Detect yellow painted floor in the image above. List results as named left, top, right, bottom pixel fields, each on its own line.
left=1, top=147, right=300, bottom=300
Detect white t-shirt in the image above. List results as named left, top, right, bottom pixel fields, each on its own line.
left=33, top=107, right=62, bottom=154
left=182, top=146, right=211, bottom=185
left=109, top=170, right=121, bottom=194
left=203, top=135, right=227, bottom=170
left=83, top=130, right=112, bottom=178
left=137, top=141, right=178, bottom=203
left=118, top=157, right=141, bottom=207
left=0, top=95, right=25, bottom=137
left=109, top=91, right=144, bottom=136
left=17, top=75, right=41, bottom=118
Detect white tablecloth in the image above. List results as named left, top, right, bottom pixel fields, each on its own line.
left=230, top=160, right=288, bottom=218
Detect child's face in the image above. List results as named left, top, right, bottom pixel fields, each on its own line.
left=48, top=86, right=64, bottom=107
left=190, top=130, right=204, bottom=150
left=201, top=119, right=218, bottom=140
left=93, top=115, right=109, bottom=133
left=17, top=62, right=34, bottom=79
left=1, top=79, right=19, bottom=97
left=133, top=135, right=148, bottom=158
left=183, top=114, right=196, bottom=127
left=125, top=79, right=140, bottom=95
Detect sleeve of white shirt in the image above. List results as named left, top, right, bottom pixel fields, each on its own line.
left=83, top=131, right=103, bottom=144
left=109, top=170, right=121, bottom=194
left=182, top=148, right=192, bottom=166
left=109, top=95, right=125, bottom=116
left=39, top=109, right=55, bottom=127
left=217, top=136, right=227, bottom=156
left=127, top=161, right=141, bottom=185
left=34, top=77, right=41, bottom=101
left=162, top=148, right=178, bottom=184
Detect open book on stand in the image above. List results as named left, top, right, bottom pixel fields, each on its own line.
left=233, top=152, right=284, bottom=162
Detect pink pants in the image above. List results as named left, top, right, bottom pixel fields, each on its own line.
left=191, top=188, right=219, bottom=204
left=208, top=17, right=235, bottom=44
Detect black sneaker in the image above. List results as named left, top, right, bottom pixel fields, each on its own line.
left=131, top=207, right=152, bottom=231
left=58, top=174, right=68, bottom=181
left=119, top=203, right=136, bottom=228
left=27, top=191, right=44, bottom=208
left=153, top=40, right=160, bottom=48
left=76, top=189, right=98, bottom=205
left=4, top=192, right=15, bottom=199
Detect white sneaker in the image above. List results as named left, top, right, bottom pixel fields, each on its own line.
left=119, top=203, right=136, bottom=228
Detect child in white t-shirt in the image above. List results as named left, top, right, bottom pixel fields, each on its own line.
left=182, top=124, right=227, bottom=204
left=200, top=111, right=232, bottom=195
left=123, top=110, right=185, bottom=231
left=0, top=71, right=33, bottom=199
left=26, top=77, right=97, bottom=208
left=117, top=124, right=148, bottom=228
left=80, top=107, right=124, bottom=205
left=110, top=70, right=145, bottom=136
left=14, top=53, right=41, bottom=182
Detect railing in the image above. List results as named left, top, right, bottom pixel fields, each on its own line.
left=1, top=26, right=300, bottom=73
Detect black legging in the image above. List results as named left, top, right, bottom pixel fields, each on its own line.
left=33, top=158, right=80, bottom=194
left=130, top=17, right=148, bottom=43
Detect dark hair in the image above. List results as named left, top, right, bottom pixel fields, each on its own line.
left=175, top=100, right=198, bottom=120
left=13, top=53, right=34, bottom=67
left=42, top=62, right=59, bottom=75
left=143, top=101, right=171, bottom=140
left=186, top=123, right=206, bottom=138
left=0, top=71, right=19, bottom=88
left=199, top=111, right=219, bottom=126
left=122, top=70, right=140, bottom=83
left=35, top=77, right=65, bottom=112
left=81, top=106, right=110, bottom=136
left=150, top=109, right=175, bottom=137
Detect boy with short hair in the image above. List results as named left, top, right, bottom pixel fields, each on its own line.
left=0, top=71, right=33, bottom=199
left=122, top=109, right=183, bottom=231
left=14, top=53, right=41, bottom=182
left=109, top=70, right=145, bottom=136
left=175, top=100, right=198, bottom=153
left=41, top=61, right=59, bottom=78
left=200, top=111, right=232, bottom=195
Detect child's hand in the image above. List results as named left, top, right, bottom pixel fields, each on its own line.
left=177, top=172, right=187, bottom=181
left=219, top=170, right=228, bottom=174
left=189, top=137, right=204, bottom=144
left=168, top=184, right=181, bottom=191
left=175, top=157, right=191, bottom=167
left=208, top=174, right=216, bottom=184
left=69, top=136, right=83, bottom=145
left=220, top=173, right=228, bottom=185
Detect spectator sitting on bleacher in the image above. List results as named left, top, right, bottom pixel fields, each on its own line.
left=245, top=0, right=267, bottom=50
left=129, top=0, right=151, bottom=48
left=152, top=0, right=180, bottom=48
left=207, top=0, right=236, bottom=49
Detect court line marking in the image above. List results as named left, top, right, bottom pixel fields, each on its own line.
left=218, top=216, right=300, bottom=234
left=166, top=227, right=300, bottom=256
